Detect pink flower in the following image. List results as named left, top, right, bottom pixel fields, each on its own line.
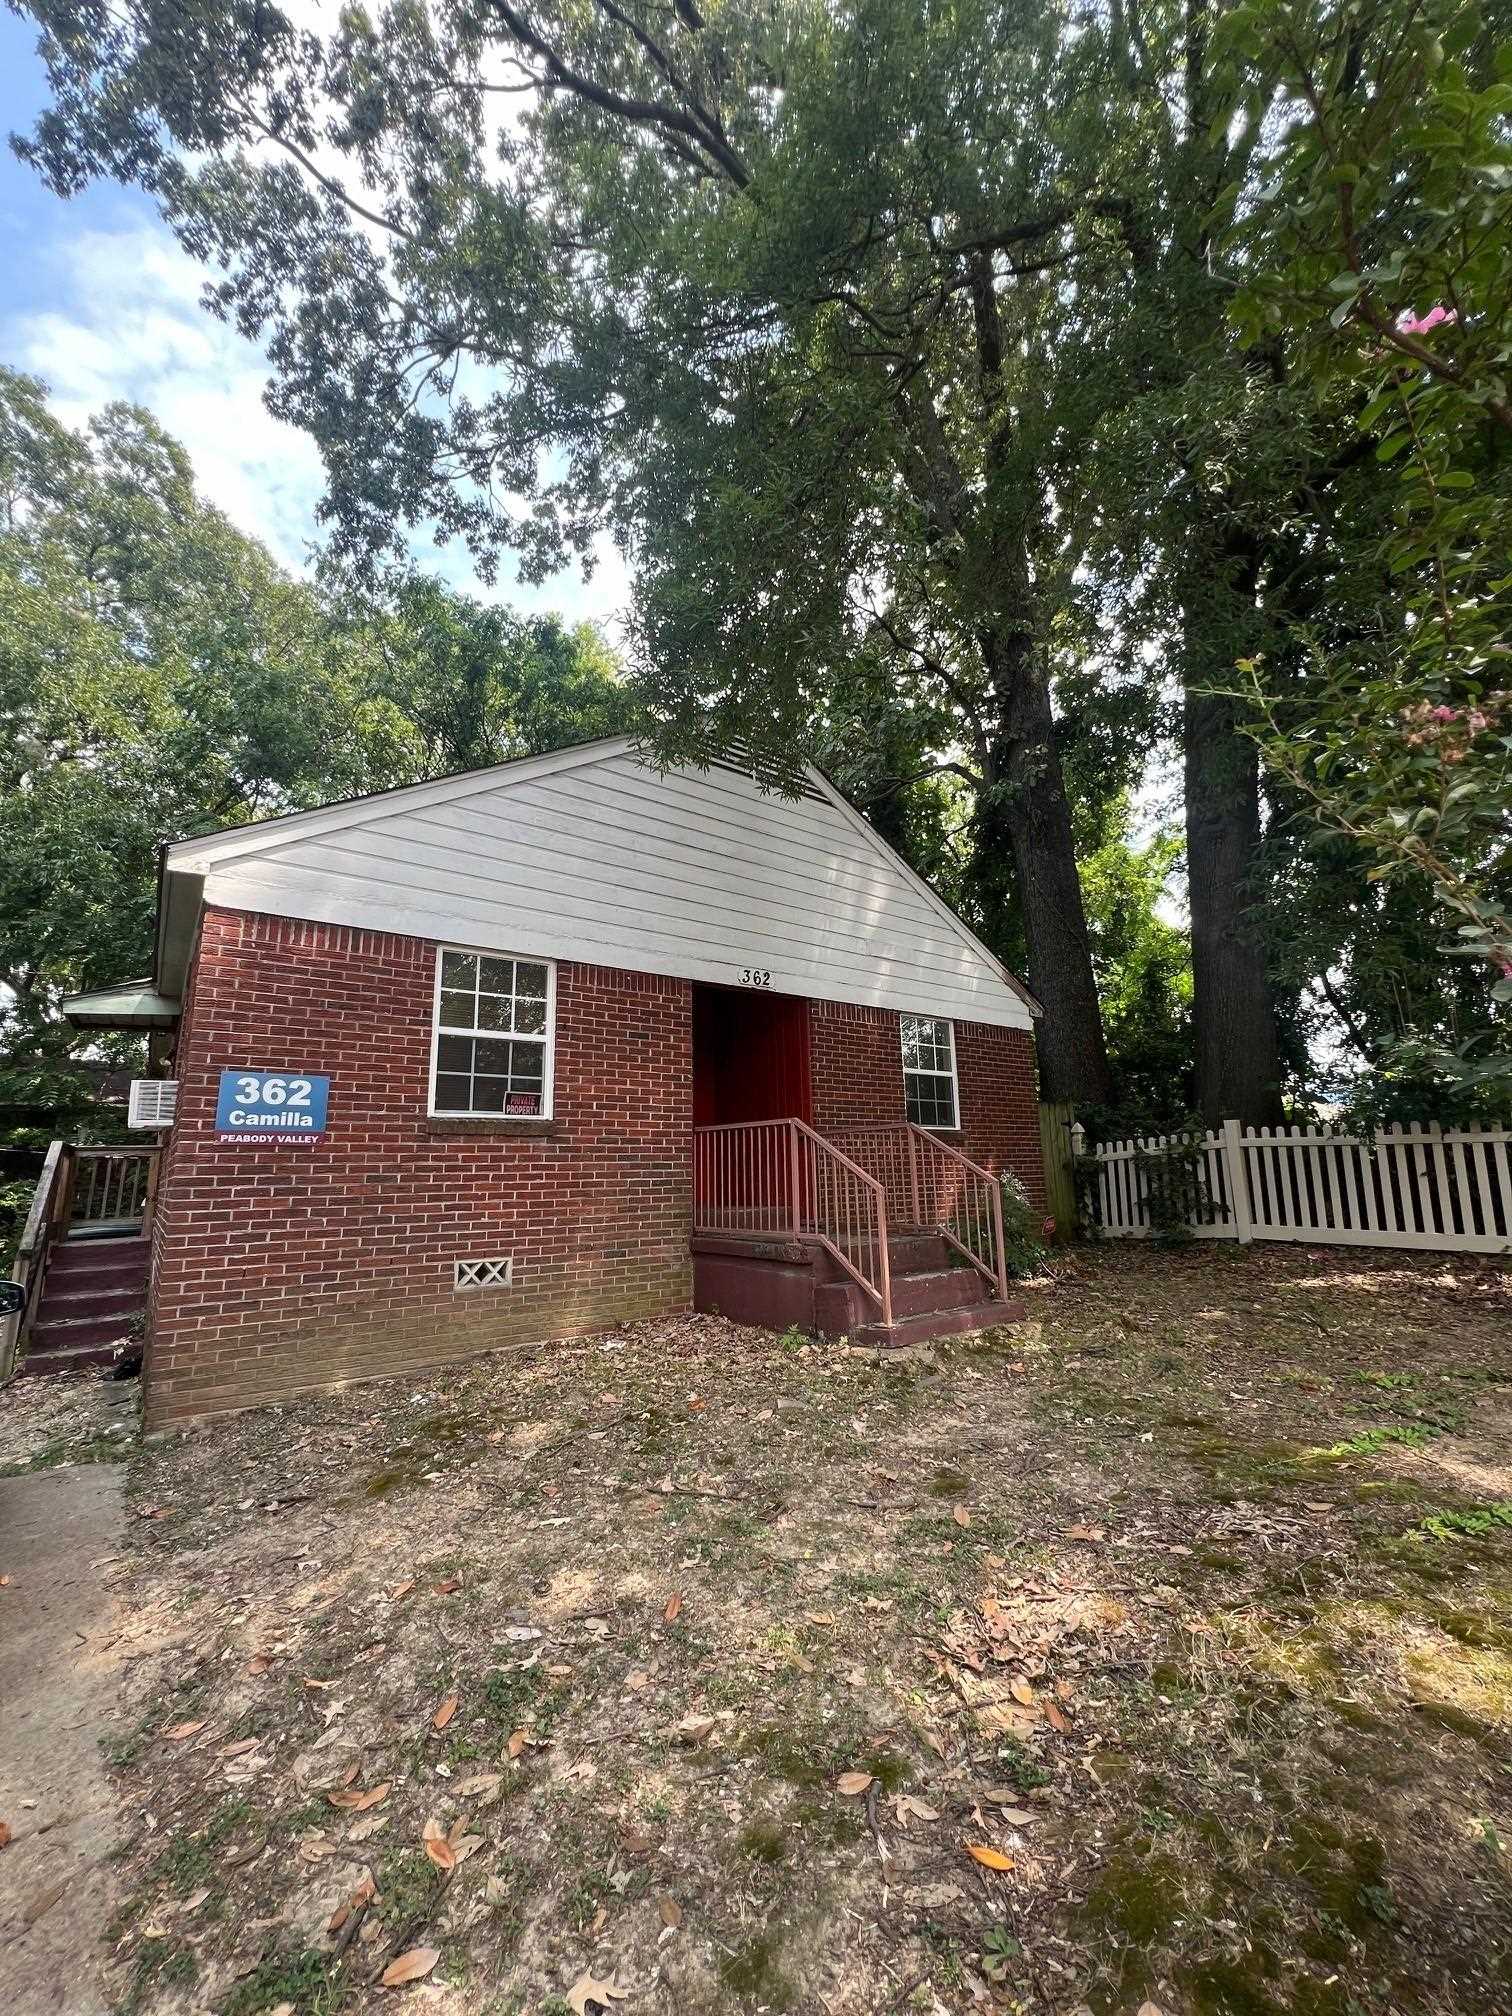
left=1398, top=305, right=1458, bottom=337
left=1042, top=1217, right=1057, bottom=1238
left=1431, top=705, right=1459, bottom=722
left=1498, top=957, right=1512, bottom=981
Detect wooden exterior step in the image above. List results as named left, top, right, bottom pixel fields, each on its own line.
left=22, top=1231, right=148, bottom=1377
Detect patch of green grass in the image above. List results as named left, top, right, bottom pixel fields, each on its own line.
left=989, top=1737, right=1052, bottom=1793
left=480, top=1660, right=571, bottom=1737
left=376, top=1848, right=443, bottom=1931
left=739, top=1817, right=790, bottom=1864
left=151, top=1827, right=218, bottom=1896
left=119, top=1940, right=198, bottom=2015
left=1329, top=1424, right=1441, bottom=1457
left=719, top=1928, right=794, bottom=2007
left=979, top=1922, right=1023, bottom=1983
left=100, top=1700, right=165, bottom=1772
left=1420, top=1502, right=1512, bottom=1542
left=221, top=1946, right=337, bottom=2016
left=0, top=1431, right=128, bottom=1479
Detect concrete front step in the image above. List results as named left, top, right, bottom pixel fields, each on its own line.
left=888, top=1266, right=992, bottom=1319
left=885, top=1231, right=951, bottom=1273
left=855, top=1296, right=1026, bottom=1350
left=692, top=1228, right=1023, bottom=1349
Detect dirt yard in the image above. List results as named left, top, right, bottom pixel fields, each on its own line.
left=7, top=1243, right=1512, bottom=2016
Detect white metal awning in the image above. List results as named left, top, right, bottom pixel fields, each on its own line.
left=62, top=980, right=182, bottom=1030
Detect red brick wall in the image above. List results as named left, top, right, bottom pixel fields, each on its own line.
left=809, top=999, right=1044, bottom=1208
left=145, top=907, right=694, bottom=1428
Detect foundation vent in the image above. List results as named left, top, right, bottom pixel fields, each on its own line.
left=454, top=1257, right=514, bottom=1291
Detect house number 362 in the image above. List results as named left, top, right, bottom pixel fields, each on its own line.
left=738, top=967, right=772, bottom=989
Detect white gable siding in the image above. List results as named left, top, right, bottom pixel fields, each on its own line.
left=190, top=749, right=1032, bottom=1030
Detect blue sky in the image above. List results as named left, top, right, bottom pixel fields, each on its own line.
left=0, top=12, right=626, bottom=628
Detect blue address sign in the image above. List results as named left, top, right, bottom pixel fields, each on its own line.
left=215, top=1068, right=330, bottom=1143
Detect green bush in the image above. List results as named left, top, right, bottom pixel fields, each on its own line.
left=999, top=1170, right=1049, bottom=1278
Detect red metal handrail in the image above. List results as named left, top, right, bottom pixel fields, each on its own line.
left=826, top=1122, right=1009, bottom=1304
left=692, top=1118, right=892, bottom=1324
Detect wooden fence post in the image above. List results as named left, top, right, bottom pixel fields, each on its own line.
left=1039, top=1101, right=1078, bottom=1240
left=1221, top=1119, right=1254, bottom=1244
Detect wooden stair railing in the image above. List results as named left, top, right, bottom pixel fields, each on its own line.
left=2, top=1141, right=163, bottom=1383
left=2, top=1141, right=67, bottom=1384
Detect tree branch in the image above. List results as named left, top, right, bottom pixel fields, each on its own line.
left=238, top=105, right=421, bottom=246
left=485, top=0, right=751, bottom=188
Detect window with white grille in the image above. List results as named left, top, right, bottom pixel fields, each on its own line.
left=900, top=1016, right=959, bottom=1130
left=430, top=949, right=555, bottom=1117
left=454, top=1257, right=513, bottom=1291
left=128, top=1078, right=178, bottom=1129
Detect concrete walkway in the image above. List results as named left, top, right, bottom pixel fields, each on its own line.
left=0, top=1464, right=126, bottom=2015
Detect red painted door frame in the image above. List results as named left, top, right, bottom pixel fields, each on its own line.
left=692, top=986, right=813, bottom=1129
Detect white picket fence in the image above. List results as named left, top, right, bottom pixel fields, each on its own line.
left=1076, top=1118, right=1512, bottom=1256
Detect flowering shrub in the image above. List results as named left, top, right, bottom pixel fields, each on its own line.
left=1224, top=0, right=1512, bottom=1090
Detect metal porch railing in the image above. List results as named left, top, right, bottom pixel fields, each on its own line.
left=826, top=1121, right=1010, bottom=1304
left=692, top=1118, right=893, bottom=1325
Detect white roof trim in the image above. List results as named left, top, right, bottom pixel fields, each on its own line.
left=802, top=768, right=1042, bottom=1018
left=153, top=739, right=1037, bottom=1021
left=164, top=736, right=638, bottom=873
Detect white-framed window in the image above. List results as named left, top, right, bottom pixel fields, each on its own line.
left=900, top=1014, right=959, bottom=1130
left=429, top=947, right=556, bottom=1118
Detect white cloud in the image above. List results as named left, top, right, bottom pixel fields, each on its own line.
left=7, top=222, right=329, bottom=567
left=2, top=213, right=630, bottom=634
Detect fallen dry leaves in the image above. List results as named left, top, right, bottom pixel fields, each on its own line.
left=380, top=1945, right=439, bottom=1987
left=567, top=1973, right=629, bottom=2015
left=327, top=1782, right=391, bottom=1812
left=75, top=1259, right=1512, bottom=2016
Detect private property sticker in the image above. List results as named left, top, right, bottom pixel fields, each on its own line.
left=215, top=1069, right=330, bottom=1143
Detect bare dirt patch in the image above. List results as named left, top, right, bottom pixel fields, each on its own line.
left=77, top=1245, right=1512, bottom=2015
left=0, top=1368, right=133, bottom=1476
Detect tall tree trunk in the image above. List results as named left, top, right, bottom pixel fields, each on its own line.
left=978, top=635, right=1112, bottom=1107
left=1184, top=682, right=1284, bottom=1127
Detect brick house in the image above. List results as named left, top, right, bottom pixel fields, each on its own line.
left=61, top=739, right=1045, bottom=1427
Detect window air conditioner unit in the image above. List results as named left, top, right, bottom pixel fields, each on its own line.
left=128, top=1079, right=178, bottom=1130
